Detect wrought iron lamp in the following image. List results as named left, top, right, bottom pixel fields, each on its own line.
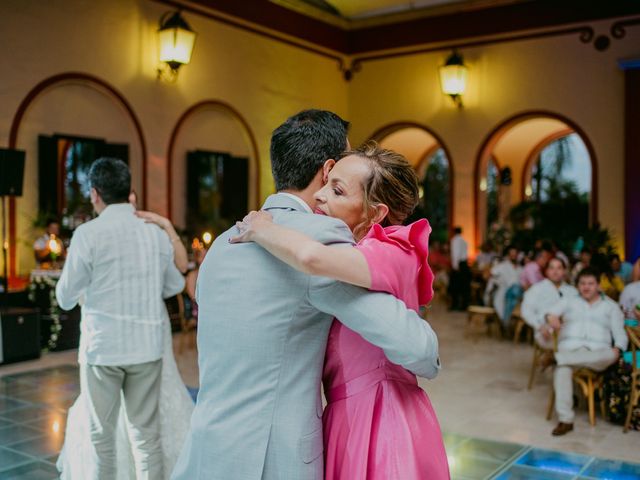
left=439, top=50, right=468, bottom=108
left=157, top=10, right=197, bottom=82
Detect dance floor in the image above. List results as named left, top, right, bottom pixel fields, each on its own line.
left=0, top=365, right=639, bottom=479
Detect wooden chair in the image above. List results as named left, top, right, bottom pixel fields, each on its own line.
left=512, top=305, right=533, bottom=344
left=465, top=305, right=500, bottom=340
left=528, top=342, right=553, bottom=390
left=624, top=325, right=640, bottom=433
left=546, top=332, right=606, bottom=426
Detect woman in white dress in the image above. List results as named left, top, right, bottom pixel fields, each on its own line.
left=57, top=211, right=195, bottom=479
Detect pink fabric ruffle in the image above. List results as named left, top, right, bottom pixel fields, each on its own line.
left=360, top=219, right=434, bottom=306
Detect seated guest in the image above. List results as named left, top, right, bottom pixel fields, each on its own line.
left=550, top=240, right=570, bottom=270
left=592, top=253, right=624, bottom=301
left=33, top=218, right=66, bottom=265
left=620, top=278, right=640, bottom=325
left=571, top=248, right=592, bottom=284
left=520, top=249, right=552, bottom=291
left=544, top=267, right=627, bottom=436
left=610, top=253, right=633, bottom=285
left=475, top=241, right=498, bottom=272
left=521, top=257, right=578, bottom=349
left=633, top=258, right=640, bottom=282
left=485, top=245, right=522, bottom=327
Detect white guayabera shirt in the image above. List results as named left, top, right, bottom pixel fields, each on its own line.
left=521, top=278, right=578, bottom=329
left=56, top=203, right=185, bottom=366
left=547, top=294, right=628, bottom=352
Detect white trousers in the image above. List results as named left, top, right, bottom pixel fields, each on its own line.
left=80, top=360, right=163, bottom=480
left=553, top=347, right=617, bottom=423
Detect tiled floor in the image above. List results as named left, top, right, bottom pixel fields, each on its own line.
left=0, top=365, right=638, bottom=479
left=0, top=365, right=72, bottom=479
left=1, top=302, right=639, bottom=479
left=445, top=432, right=640, bottom=479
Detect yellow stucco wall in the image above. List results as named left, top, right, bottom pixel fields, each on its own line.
left=0, top=1, right=637, bottom=274
left=0, top=0, right=348, bottom=275
left=347, top=23, right=639, bottom=255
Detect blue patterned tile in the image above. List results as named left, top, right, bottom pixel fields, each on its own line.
left=443, top=432, right=469, bottom=450
left=0, top=446, right=34, bottom=472
left=455, top=438, right=525, bottom=464
left=495, top=464, right=575, bottom=479
left=0, top=424, right=44, bottom=446
left=0, top=460, right=59, bottom=479
left=514, top=448, right=591, bottom=475
left=448, top=454, right=503, bottom=479
left=0, top=405, right=58, bottom=424
left=0, top=395, right=28, bottom=414
left=8, top=434, right=65, bottom=459
left=581, top=458, right=640, bottom=480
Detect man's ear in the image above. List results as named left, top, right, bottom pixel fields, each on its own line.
left=370, top=203, right=390, bottom=225
left=322, top=159, right=336, bottom=184
left=90, top=187, right=98, bottom=204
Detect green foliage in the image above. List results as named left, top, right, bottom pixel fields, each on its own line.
left=503, top=134, right=608, bottom=254
left=407, top=149, right=450, bottom=243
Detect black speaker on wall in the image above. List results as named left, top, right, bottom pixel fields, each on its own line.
left=0, top=148, right=26, bottom=196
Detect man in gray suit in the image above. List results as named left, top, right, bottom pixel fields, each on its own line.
left=172, top=110, right=440, bottom=480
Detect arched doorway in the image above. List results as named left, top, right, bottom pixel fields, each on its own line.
left=7, top=72, right=147, bottom=279
left=167, top=100, right=260, bottom=236
left=474, top=111, right=597, bottom=253
left=371, top=122, right=454, bottom=244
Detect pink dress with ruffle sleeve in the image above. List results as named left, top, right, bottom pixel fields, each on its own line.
left=322, top=219, right=450, bottom=480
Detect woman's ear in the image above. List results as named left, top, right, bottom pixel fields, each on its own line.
left=370, top=203, right=390, bottom=225
left=322, top=159, right=336, bottom=184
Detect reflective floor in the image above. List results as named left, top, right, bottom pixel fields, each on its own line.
left=0, top=366, right=639, bottom=479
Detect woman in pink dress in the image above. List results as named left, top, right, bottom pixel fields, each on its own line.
left=232, top=142, right=450, bottom=479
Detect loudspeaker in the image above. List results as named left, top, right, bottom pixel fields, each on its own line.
left=0, top=307, right=41, bottom=364
left=0, top=149, right=26, bottom=196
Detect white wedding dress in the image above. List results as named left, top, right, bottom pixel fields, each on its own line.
left=57, top=320, right=195, bottom=479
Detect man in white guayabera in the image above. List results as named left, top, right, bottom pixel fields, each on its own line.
left=544, top=267, right=627, bottom=437
left=56, top=157, right=185, bottom=480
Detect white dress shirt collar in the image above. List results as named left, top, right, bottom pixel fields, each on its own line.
left=98, top=202, right=135, bottom=219
left=277, top=193, right=313, bottom=214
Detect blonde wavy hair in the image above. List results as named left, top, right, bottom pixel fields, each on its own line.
left=341, top=141, right=419, bottom=239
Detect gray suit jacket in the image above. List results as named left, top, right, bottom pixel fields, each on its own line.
left=171, top=193, right=440, bottom=480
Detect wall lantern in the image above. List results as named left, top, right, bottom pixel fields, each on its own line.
left=439, top=50, right=468, bottom=108
left=157, top=10, right=197, bottom=81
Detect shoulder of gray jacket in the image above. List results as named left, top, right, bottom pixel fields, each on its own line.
left=271, top=210, right=355, bottom=246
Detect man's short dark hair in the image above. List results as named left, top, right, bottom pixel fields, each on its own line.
left=546, top=256, right=567, bottom=270
left=270, top=109, right=349, bottom=191
left=576, top=266, right=600, bottom=283
left=503, top=244, right=517, bottom=257
left=89, top=157, right=131, bottom=205
left=45, top=217, right=59, bottom=227
left=453, top=226, right=462, bottom=235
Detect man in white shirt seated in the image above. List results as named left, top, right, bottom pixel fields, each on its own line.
left=521, top=257, right=578, bottom=349
left=56, top=157, right=185, bottom=479
left=544, top=267, right=628, bottom=436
